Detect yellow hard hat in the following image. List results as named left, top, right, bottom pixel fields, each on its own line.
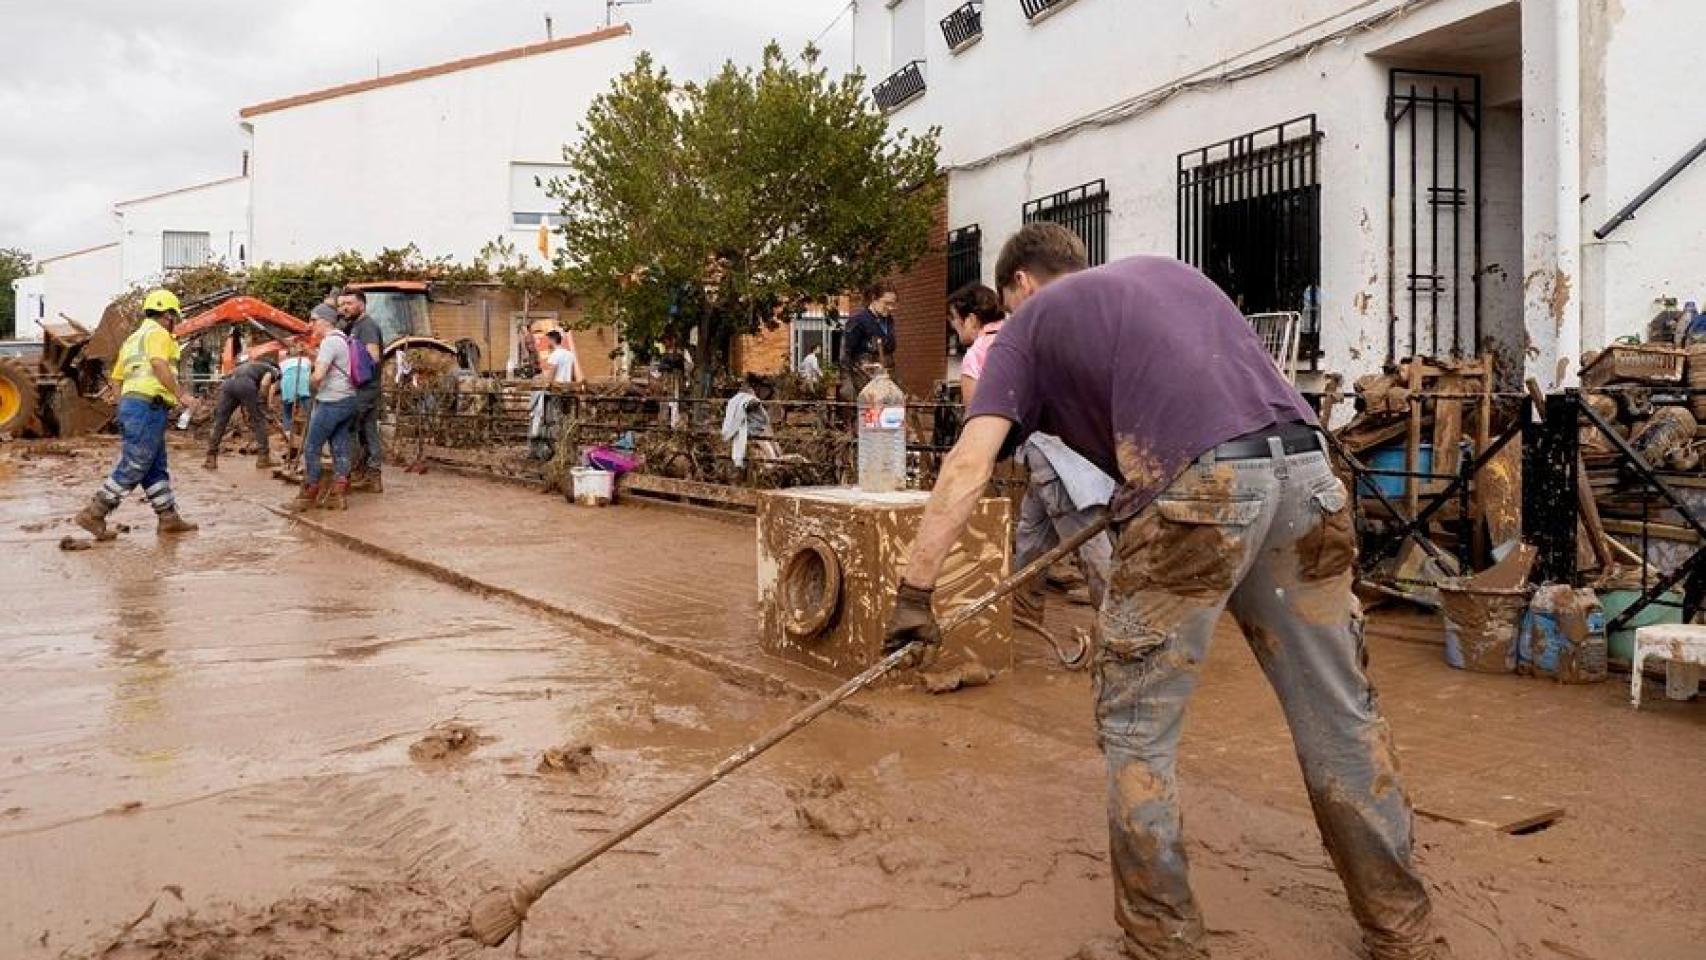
left=142, top=289, right=181, bottom=315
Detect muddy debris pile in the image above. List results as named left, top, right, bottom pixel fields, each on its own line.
left=789, top=773, right=884, bottom=840
left=407, top=722, right=482, bottom=763
left=918, top=659, right=994, bottom=695
left=537, top=740, right=608, bottom=778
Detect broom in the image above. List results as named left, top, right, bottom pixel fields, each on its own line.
left=466, top=511, right=1113, bottom=947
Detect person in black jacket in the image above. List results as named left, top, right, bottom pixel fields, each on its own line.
left=837, top=282, right=898, bottom=401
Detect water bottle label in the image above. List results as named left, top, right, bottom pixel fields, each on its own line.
left=861, top=405, right=906, bottom=430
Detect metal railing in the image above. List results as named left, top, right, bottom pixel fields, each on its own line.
left=941, top=2, right=983, bottom=51
left=1021, top=0, right=1075, bottom=22
left=872, top=60, right=926, bottom=112
left=947, top=224, right=982, bottom=294
left=1023, top=179, right=1109, bottom=266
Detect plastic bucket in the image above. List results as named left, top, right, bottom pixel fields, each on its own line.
left=1439, top=580, right=1528, bottom=673
left=569, top=467, right=615, bottom=507
left=1358, top=444, right=1433, bottom=499
left=1518, top=585, right=1608, bottom=683
left=1599, top=588, right=1683, bottom=662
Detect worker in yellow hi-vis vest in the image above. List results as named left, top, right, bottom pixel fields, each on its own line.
left=74, top=289, right=199, bottom=538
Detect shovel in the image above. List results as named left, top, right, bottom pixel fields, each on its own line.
left=466, top=510, right=1113, bottom=947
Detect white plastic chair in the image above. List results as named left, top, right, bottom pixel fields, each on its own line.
left=1630, top=624, right=1706, bottom=708
left=1247, top=312, right=1301, bottom=385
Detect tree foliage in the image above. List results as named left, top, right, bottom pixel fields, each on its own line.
left=554, top=44, right=941, bottom=376
left=0, top=248, right=35, bottom=338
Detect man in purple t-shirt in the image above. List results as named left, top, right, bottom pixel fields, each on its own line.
left=885, top=224, right=1442, bottom=960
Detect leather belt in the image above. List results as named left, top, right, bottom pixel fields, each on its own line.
left=1213, top=421, right=1323, bottom=460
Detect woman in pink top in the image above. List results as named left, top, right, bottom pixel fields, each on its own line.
left=948, top=283, right=1006, bottom=406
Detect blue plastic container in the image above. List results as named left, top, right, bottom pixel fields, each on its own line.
left=1358, top=444, right=1433, bottom=498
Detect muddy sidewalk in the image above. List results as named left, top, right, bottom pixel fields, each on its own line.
left=1, top=439, right=1702, bottom=959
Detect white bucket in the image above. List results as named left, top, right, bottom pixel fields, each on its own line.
left=570, top=467, right=615, bottom=506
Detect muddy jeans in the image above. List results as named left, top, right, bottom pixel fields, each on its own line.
left=207, top=379, right=267, bottom=457
left=1095, top=445, right=1438, bottom=960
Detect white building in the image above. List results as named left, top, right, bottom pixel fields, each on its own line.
left=241, top=24, right=637, bottom=265
left=114, top=174, right=251, bottom=282
left=14, top=172, right=251, bottom=338
left=23, top=243, right=121, bottom=333
left=856, top=0, right=1706, bottom=391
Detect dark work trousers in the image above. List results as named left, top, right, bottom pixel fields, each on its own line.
left=1094, top=446, right=1441, bottom=960
left=207, top=379, right=267, bottom=457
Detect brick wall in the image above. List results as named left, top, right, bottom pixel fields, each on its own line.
left=736, top=321, right=792, bottom=375
left=889, top=189, right=949, bottom=398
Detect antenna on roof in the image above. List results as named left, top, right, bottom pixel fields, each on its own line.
left=545, top=13, right=554, bottom=39
left=605, top=0, right=650, bottom=28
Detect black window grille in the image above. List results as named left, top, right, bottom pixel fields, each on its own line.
left=946, top=224, right=983, bottom=356
left=872, top=60, right=926, bottom=112
left=1021, top=0, right=1076, bottom=22
left=1177, top=115, right=1323, bottom=367
left=941, top=2, right=983, bottom=51
left=1387, top=70, right=1481, bottom=362
left=947, top=225, right=982, bottom=293
left=1023, top=180, right=1109, bottom=266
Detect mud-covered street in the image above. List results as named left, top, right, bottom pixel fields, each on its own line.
left=2, top=437, right=1703, bottom=960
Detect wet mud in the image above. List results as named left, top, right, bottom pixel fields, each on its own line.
left=3, top=439, right=1705, bottom=960
left=407, top=722, right=484, bottom=763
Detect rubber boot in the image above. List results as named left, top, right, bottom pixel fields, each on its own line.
left=322, top=477, right=350, bottom=511
left=255, top=451, right=274, bottom=469
left=156, top=509, right=199, bottom=535
left=284, top=481, right=320, bottom=513
left=351, top=470, right=383, bottom=493
left=74, top=498, right=116, bottom=541
left=202, top=452, right=219, bottom=471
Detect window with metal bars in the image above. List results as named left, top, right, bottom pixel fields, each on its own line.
left=162, top=231, right=211, bottom=271
left=1177, top=116, right=1322, bottom=367
left=1021, top=0, right=1078, bottom=23
left=872, top=60, right=926, bottom=112
left=1023, top=180, right=1109, bottom=266
left=946, top=224, right=983, bottom=356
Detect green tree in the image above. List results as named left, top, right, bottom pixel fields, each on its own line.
left=0, top=248, right=36, bottom=338
left=553, top=44, right=941, bottom=386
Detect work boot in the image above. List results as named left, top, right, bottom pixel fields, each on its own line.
left=202, top=452, right=219, bottom=471
left=284, top=482, right=320, bottom=513
left=322, top=478, right=350, bottom=511
left=255, top=451, right=274, bottom=469
left=350, top=470, right=383, bottom=493
left=74, top=499, right=116, bottom=541
left=156, top=509, right=199, bottom=535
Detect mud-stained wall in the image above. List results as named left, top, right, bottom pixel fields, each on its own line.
left=429, top=284, right=619, bottom=378
left=757, top=487, right=1012, bottom=679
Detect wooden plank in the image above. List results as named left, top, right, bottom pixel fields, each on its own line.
left=1405, top=359, right=1425, bottom=517
left=1431, top=374, right=1464, bottom=494
left=618, top=472, right=759, bottom=509
left=1416, top=792, right=1566, bottom=834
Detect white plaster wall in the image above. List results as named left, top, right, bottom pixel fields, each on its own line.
left=859, top=0, right=1511, bottom=387
left=1582, top=0, right=1706, bottom=345
left=247, top=32, right=636, bottom=265
left=39, top=244, right=122, bottom=329
left=10, top=274, right=46, bottom=340
left=114, top=176, right=250, bottom=285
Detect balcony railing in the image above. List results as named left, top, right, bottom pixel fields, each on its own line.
left=1021, top=0, right=1078, bottom=23
left=872, top=60, right=926, bottom=112
left=940, top=2, right=983, bottom=52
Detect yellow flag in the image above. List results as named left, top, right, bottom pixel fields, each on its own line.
left=537, top=220, right=550, bottom=258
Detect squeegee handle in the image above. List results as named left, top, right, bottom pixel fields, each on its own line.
left=521, top=508, right=1115, bottom=901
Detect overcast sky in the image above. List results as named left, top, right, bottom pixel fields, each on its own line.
left=0, top=0, right=858, bottom=260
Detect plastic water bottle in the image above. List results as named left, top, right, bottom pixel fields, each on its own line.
left=856, top=368, right=907, bottom=492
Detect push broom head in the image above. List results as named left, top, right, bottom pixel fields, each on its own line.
left=468, top=887, right=531, bottom=948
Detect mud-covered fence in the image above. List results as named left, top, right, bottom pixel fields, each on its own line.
left=384, top=383, right=969, bottom=493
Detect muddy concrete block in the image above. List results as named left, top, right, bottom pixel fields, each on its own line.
left=757, top=487, right=1012, bottom=679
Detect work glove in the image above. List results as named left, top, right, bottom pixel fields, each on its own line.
left=883, top=581, right=941, bottom=666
